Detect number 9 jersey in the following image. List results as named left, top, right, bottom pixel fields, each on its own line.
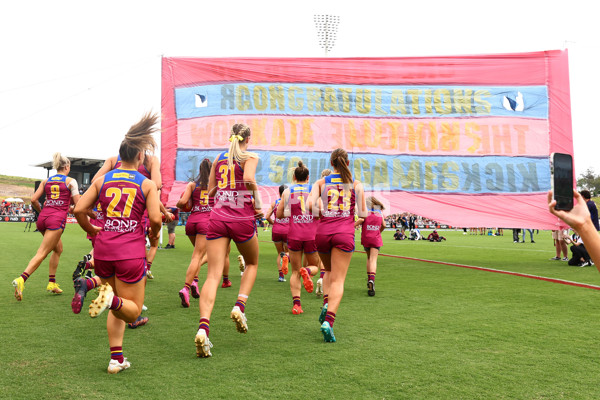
left=94, top=169, right=148, bottom=261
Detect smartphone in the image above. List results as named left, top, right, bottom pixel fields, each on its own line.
left=551, top=152, right=574, bottom=211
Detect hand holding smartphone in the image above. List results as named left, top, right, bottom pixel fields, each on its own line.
left=551, top=153, right=574, bottom=211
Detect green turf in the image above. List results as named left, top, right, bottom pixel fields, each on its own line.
left=2, top=224, right=600, bottom=399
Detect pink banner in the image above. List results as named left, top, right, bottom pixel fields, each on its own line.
left=161, top=51, right=573, bottom=229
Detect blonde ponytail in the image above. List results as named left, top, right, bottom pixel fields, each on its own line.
left=228, top=123, right=258, bottom=168
left=52, top=152, right=70, bottom=171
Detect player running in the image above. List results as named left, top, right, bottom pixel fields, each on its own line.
left=355, top=196, right=386, bottom=296
left=277, top=161, right=320, bottom=314
left=74, top=112, right=162, bottom=374
left=195, top=123, right=262, bottom=358
left=12, top=153, right=80, bottom=300
left=265, top=185, right=289, bottom=282
left=309, top=148, right=367, bottom=342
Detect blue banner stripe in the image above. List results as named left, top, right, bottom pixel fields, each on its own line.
left=176, top=149, right=549, bottom=194
left=175, top=83, right=548, bottom=120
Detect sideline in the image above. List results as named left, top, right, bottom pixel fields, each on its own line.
left=356, top=250, right=600, bottom=291
left=258, top=238, right=600, bottom=291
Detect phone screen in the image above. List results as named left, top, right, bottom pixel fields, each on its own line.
left=552, top=153, right=574, bottom=210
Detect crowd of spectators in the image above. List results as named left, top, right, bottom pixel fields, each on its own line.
left=0, top=200, right=33, bottom=216
left=384, top=213, right=439, bottom=229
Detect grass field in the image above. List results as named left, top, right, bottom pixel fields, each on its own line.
left=2, top=223, right=600, bottom=399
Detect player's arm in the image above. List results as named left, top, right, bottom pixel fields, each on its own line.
left=243, top=157, right=262, bottom=212
left=276, top=189, right=290, bottom=219
left=354, top=181, right=368, bottom=219
left=207, top=156, right=219, bottom=198
left=92, top=156, right=117, bottom=182
left=265, top=201, right=276, bottom=224
left=176, top=182, right=195, bottom=209
left=149, top=155, right=163, bottom=190
left=30, top=179, right=47, bottom=213
left=380, top=215, right=386, bottom=233
left=144, top=179, right=162, bottom=240
left=74, top=178, right=103, bottom=236
left=308, top=178, right=324, bottom=218
left=66, top=177, right=81, bottom=213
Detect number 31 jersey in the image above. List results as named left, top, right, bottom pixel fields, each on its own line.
left=211, top=151, right=255, bottom=222
left=95, top=169, right=147, bottom=261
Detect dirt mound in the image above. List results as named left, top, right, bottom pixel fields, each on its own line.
left=0, top=184, right=34, bottom=202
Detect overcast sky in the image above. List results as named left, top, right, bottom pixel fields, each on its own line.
left=1, top=0, right=598, bottom=179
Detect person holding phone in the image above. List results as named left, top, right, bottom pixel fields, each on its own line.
left=549, top=190, right=600, bottom=271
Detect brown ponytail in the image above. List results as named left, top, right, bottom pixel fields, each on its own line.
left=330, top=148, right=352, bottom=183
left=195, top=158, right=212, bottom=189
left=119, top=112, right=159, bottom=162
left=366, top=196, right=385, bottom=211
left=294, top=160, right=309, bottom=182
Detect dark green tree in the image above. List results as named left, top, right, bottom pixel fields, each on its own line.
left=577, top=168, right=600, bottom=195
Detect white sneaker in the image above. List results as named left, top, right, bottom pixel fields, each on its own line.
left=238, top=255, right=246, bottom=272
left=315, top=278, right=323, bottom=297
left=89, top=283, right=114, bottom=318
left=107, top=358, right=131, bottom=374
left=231, top=306, right=248, bottom=333
left=194, top=329, right=213, bottom=358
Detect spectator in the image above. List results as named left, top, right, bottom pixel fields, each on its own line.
left=393, top=229, right=404, bottom=240
left=564, top=231, right=593, bottom=267
left=165, top=207, right=179, bottom=249
left=427, top=230, right=446, bottom=242
left=549, top=229, right=569, bottom=261
left=408, top=228, right=422, bottom=240
left=580, top=190, right=599, bottom=231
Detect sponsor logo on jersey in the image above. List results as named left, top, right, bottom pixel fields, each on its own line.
left=103, top=218, right=139, bottom=233
left=366, top=224, right=380, bottom=231
left=45, top=199, right=65, bottom=207
left=215, top=190, right=251, bottom=208
left=292, top=214, right=314, bottom=224
left=322, top=210, right=350, bottom=218
left=113, top=172, right=135, bottom=179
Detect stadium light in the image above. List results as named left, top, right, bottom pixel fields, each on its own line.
left=314, top=14, right=340, bottom=56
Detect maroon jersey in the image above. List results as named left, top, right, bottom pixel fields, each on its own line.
left=316, top=173, right=356, bottom=236
left=41, top=174, right=71, bottom=218
left=210, top=152, right=256, bottom=222
left=186, top=183, right=213, bottom=225
left=94, top=169, right=148, bottom=261
left=288, top=184, right=317, bottom=241
left=361, top=210, right=384, bottom=248
left=272, top=198, right=289, bottom=235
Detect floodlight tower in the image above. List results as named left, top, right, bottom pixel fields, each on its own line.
left=314, top=14, right=340, bottom=56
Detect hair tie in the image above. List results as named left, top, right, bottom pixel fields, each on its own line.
left=229, top=134, right=244, bottom=142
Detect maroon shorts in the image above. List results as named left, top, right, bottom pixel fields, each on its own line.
left=207, top=219, right=256, bottom=243
left=316, top=233, right=355, bottom=253
left=36, top=214, right=66, bottom=232
left=186, top=219, right=208, bottom=236
left=271, top=231, right=288, bottom=243
left=95, top=258, right=147, bottom=284
left=288, top=238, right=317, bottom=253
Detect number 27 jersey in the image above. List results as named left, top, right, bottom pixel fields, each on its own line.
left=94, top=169, right=147, bottom=261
